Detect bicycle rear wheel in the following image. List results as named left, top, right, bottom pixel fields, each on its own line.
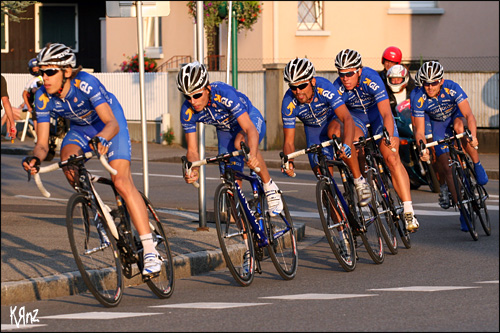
left=356, top=170, right=385, bottom=264
left=316, top=179, right=356, bottom=272
left=452, top=164, right=478, bottom=240
left=66, top=193, right=123, bottom=307
left=372, top=173, right=398, bottom=255
left=141, top=193, right=175, bottom=299
left=214, top=183, right=255, bottom=286
left=264, top=194, right=299, bottom=279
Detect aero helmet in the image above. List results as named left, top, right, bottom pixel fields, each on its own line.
left=37, top=43, right=76, bottom=67
left=386, top=65, right=409, bottom=93
left=335, top=49, right=362, bottom=70
left=284, top=58, right=316, bottom=84
left=418, top=61, right=444, bottom=83
left=177, top=61, right=209, bottom=95
left=381, top=46, right=402, bottom=64
left=28, top=58, right=40, bottom=76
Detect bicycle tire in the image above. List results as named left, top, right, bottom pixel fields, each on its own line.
left=214, top=183, right=255, bottom=286
left=462, top=156, right=491, bottom=236
left=425, top=161, right=441, bottom=193
left=66, top=192, right=123, bottom=307
left=382, top=168, right=411, bottom=249
left=473, top=184, right=491, bottom=236
left=356, top=170, right=385, bottom=264
left=452, top=164, right=478, bottom=240
left=316, top=179, right=356, bottom=272
left=264, top=193, right=299, bottom=279
left=141, top=193, right=175, bottom=299
left=372, top=173, right=398, bottom=255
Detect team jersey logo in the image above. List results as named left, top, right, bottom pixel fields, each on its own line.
left=214, top=94, right=233, bottom=108
left=37, top=93, right=50, bottom=110
left=286, top=101, right=296, bottom=116
left=184, top=108, right=194, bottom=122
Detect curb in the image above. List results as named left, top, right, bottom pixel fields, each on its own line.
left=1, top=223, right=306, bottom=306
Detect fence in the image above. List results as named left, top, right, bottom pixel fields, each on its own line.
left=2, top=70, right=498, bottom=143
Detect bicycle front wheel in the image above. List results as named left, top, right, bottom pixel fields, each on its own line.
left=264, top=194, right=299, bottom=279
left=356, top=170, right=385, bottom=264
left=372, top=173, right=398, bottom=255
left=141, top=193, right=175, bottom=299
left=66, top=193, right=123, bottom=307
left=452, top=164, right=478, bottom=241
left=214, top=183, right=255, bottom=287
left=384, top=171, right=411, bottom=249
left=473, top=184, right=491, bottom=236
left=316, top=179, right=356, bottom=272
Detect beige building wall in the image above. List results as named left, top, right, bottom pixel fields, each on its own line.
left=103, top=1, right=498, bottom=72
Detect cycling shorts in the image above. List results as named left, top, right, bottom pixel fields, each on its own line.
left=217, top=107, right=265, bottom=174
left=352, top=106, right=399, bottom=142
left=430, top=109, right=464, bottom=158
left=61, top=102, right=131, bottom=162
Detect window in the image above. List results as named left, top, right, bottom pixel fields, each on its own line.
left=35, top=3, right=79, bottom=52
left=296, top=1, right=329, bottom=36
left=1, top=13, right=8, bottom=53
left=143, top=16, right=163, bottom=59
left=298, top=1, right=323, bottom=30
left=388, top=1, right=444, bottom=14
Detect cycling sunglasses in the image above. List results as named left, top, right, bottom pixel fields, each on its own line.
left=40, top=68, right=63, bottom=77
left=289, top=81, right=310, bottom=91
left=338, top=69, right=359, bottom=78
left=423, top=80, right=441, bottom=87
left=184, top=91, right=204, bottom=101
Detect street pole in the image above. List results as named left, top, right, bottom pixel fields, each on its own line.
left=196, top=1, right=208, bottom=231
left=135, top=1, right=149, bottom=197
left=231, top=4, right=238, bottom=89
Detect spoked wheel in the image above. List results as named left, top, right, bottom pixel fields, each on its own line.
left=214, top=183, right=255, bottom=287
left=141, top=193, right=175, bottom=299
left=263, top=193, right=299, bottom=279
left=386, top=174, right=411, bottom=249
left=355, top=170, right=385, bottom=264
left=66, top=193, right=123, bottom=307
left=473, top=184, right=491, bottom=236
left=452, top=165, right=478, bottom=241
left=316, top=179, right=356, bottom=272
left=372, top=175, right=398, bottom=255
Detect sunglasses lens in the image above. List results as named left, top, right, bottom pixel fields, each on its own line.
left=424, top=80, right=440, bottom=87
left=290, top=82, right=309, bottom=91
left=41, top=69, right=60, bottom=77
left=339, top=70, right=357, bottom=78
left=185, top=92, right=204, bottom=100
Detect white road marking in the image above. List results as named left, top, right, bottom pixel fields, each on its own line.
left=260, top=293, right=377, bottom=300
left=1, top=324, right=47, bottom=331
left=150, top=302, right=270, bottom=309
left=157, top=208, right=199, bottom=220
left=39, top=312, right=161, bottom=320
left=368, top=286, right=480, bottom=292
left=474, top=280, right=499, bottom=284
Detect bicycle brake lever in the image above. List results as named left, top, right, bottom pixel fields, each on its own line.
left=383, top=127, right=397, bottom=152
left=419, top=139, right=431, bottom=165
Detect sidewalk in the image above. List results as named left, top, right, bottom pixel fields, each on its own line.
left=1, top=136, right=498, bottom=306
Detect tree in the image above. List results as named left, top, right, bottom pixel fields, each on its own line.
left=187, top=1, right=262, bottom=70
left=1, top=1, right=37, bottom=24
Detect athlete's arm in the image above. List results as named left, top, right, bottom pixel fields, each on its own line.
left=334, top=104, right=355, bottom=148
left=457, top=99, right=478, bottom=146
left=93, top=102, right=120, bottom=155
left=184, top=131, right=200, bottom=183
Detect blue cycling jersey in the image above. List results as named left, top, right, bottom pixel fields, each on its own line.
left=333, top=67, right=396, bottom=137
left=332, top=67, right=389, bottom=115
left=180, top=81, right=253, bottom=133
left=281, top=76, right=344, bottom=128
left=35, top=71, right=116, bottom=126
left=411, top=79, right=468, bottom=122
left=34, top=71, right=131, bottom=162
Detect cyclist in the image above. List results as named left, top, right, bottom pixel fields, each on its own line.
left=281, top=57, right=371, bottom=206
left=1, top=75, right=17, bottom=140
left=378, top=46, right=403, bottom=87
left=22, top=43, right=163, bottom=276
left=412, top=61, right=488, bottom=231
left=332, top=48, right=419, bottom=233
left=178, top=61, right=283, bottom=216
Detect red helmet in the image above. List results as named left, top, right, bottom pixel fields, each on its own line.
left=381, top=46, right=402, bottom=64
